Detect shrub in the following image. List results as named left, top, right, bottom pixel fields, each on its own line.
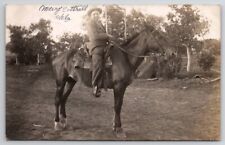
left=198, top=50, right=216, bottom=71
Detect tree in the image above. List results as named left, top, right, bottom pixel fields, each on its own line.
left=126, top=9, right=146, bottom=38
left=165, top=4, right=209, bottom=72
left=105, top=6, right=165, bottom=44
left=58, top=33, right=83, bottom=52
left=145, top=14, right=164, bottom=30
left=105, top=5, right=126, bottom=43
left=198, top=49, right=216, bottom=71
left=7, top=25, right=29, bottom=64
left=28, top=19, right=53, bottom=64
left=202, top=39, right=220, bottom=55
left=126, top=10, right=165, bottom=37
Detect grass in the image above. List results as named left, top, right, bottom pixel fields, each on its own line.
left=6, top=64, right=220, bottom=140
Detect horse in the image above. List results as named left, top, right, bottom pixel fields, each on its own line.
left=51, top=25, right=172, bottom=137
left=51, top=48, right=86, bottom=129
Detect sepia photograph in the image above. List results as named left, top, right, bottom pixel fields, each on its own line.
left=6, top=4, right=221, bottom=140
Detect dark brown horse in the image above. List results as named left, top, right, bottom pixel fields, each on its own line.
left=52, top=48, right=86, bottom=129
left=52, top=25, right=171, bottom=137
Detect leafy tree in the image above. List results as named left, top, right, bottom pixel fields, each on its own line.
left=7, top=19, right=53, bottom=65
left=7, top=25, right=29, bottom=64
left=202, top=39, right=220, bottom=55
left=58, top=33, right=83, bottom=52
left=126, top=9, right=146, bottom=38
left=28, top=19, right=53, bottom=64
left=105, top=5, right=166, bottom=44
left=197, top=38, right=220, bottom=71
left=105, top=5, right=126, bottom=43
left=198, top=49, right=216, bottom=71
left=164, top=4, right=209, bottom=72
left=145, top=14, right=164, bottom=30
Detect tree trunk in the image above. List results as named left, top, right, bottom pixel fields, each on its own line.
left=183, top=44, right=191, bottom=72
left=105, top=6, right=108, bottom=34
left=37, top=53, right=40, bottom=65
left=16, top=55, right=19, bottom=65
left=186, top=46, right=191, bottom=72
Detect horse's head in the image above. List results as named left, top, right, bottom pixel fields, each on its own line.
left=121, top=25, right=176, bottom=70
left=142, top=24, right=175, bottom=57
left=69, top=48, right=87, bottom=69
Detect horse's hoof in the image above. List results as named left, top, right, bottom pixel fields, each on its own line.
left=60, top=117, right=67, bottom=129
left=54, top=122, right=62, bottom=131
left=113, top=127, right=127, bottom=139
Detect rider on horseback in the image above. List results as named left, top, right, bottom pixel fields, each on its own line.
left=86, top=7, right=114, bottom=97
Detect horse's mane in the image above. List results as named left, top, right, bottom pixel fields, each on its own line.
left=55, top=48, right=78, bottom=58
left=150, top=28, right=170, bottom=45
left=121, top=25, right=170, bottom=48
left=121, top=32, right=141, bottom=47
left=52, top=48, right=79, bottom=67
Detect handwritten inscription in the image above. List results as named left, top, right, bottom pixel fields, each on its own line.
left=39, top=5, right=88, bottom=22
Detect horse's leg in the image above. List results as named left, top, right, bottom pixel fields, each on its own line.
left=113, top=83, right=127, bottom=138
left=54, top=80, right=66, bottom=130
left=60, top=77, right=76, bottom=129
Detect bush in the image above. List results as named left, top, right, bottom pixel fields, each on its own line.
left=6, top=56, right=16, bottom=65
left=157, top=54, right=181, bottom=79
left=198, top=50, right=216, bottom=71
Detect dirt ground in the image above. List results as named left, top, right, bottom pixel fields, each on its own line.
left=6, top=64, right=220, bottom=140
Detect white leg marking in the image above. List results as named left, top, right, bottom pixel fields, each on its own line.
left=60, top=115, right=67, bottom=129
left=54, top=121, right=61, bottom=130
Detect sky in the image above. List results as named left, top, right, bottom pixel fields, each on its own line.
left=5, top=4, right=221, bottom=43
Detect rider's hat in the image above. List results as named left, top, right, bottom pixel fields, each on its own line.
left=87, top=7, right=102, bottom=16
